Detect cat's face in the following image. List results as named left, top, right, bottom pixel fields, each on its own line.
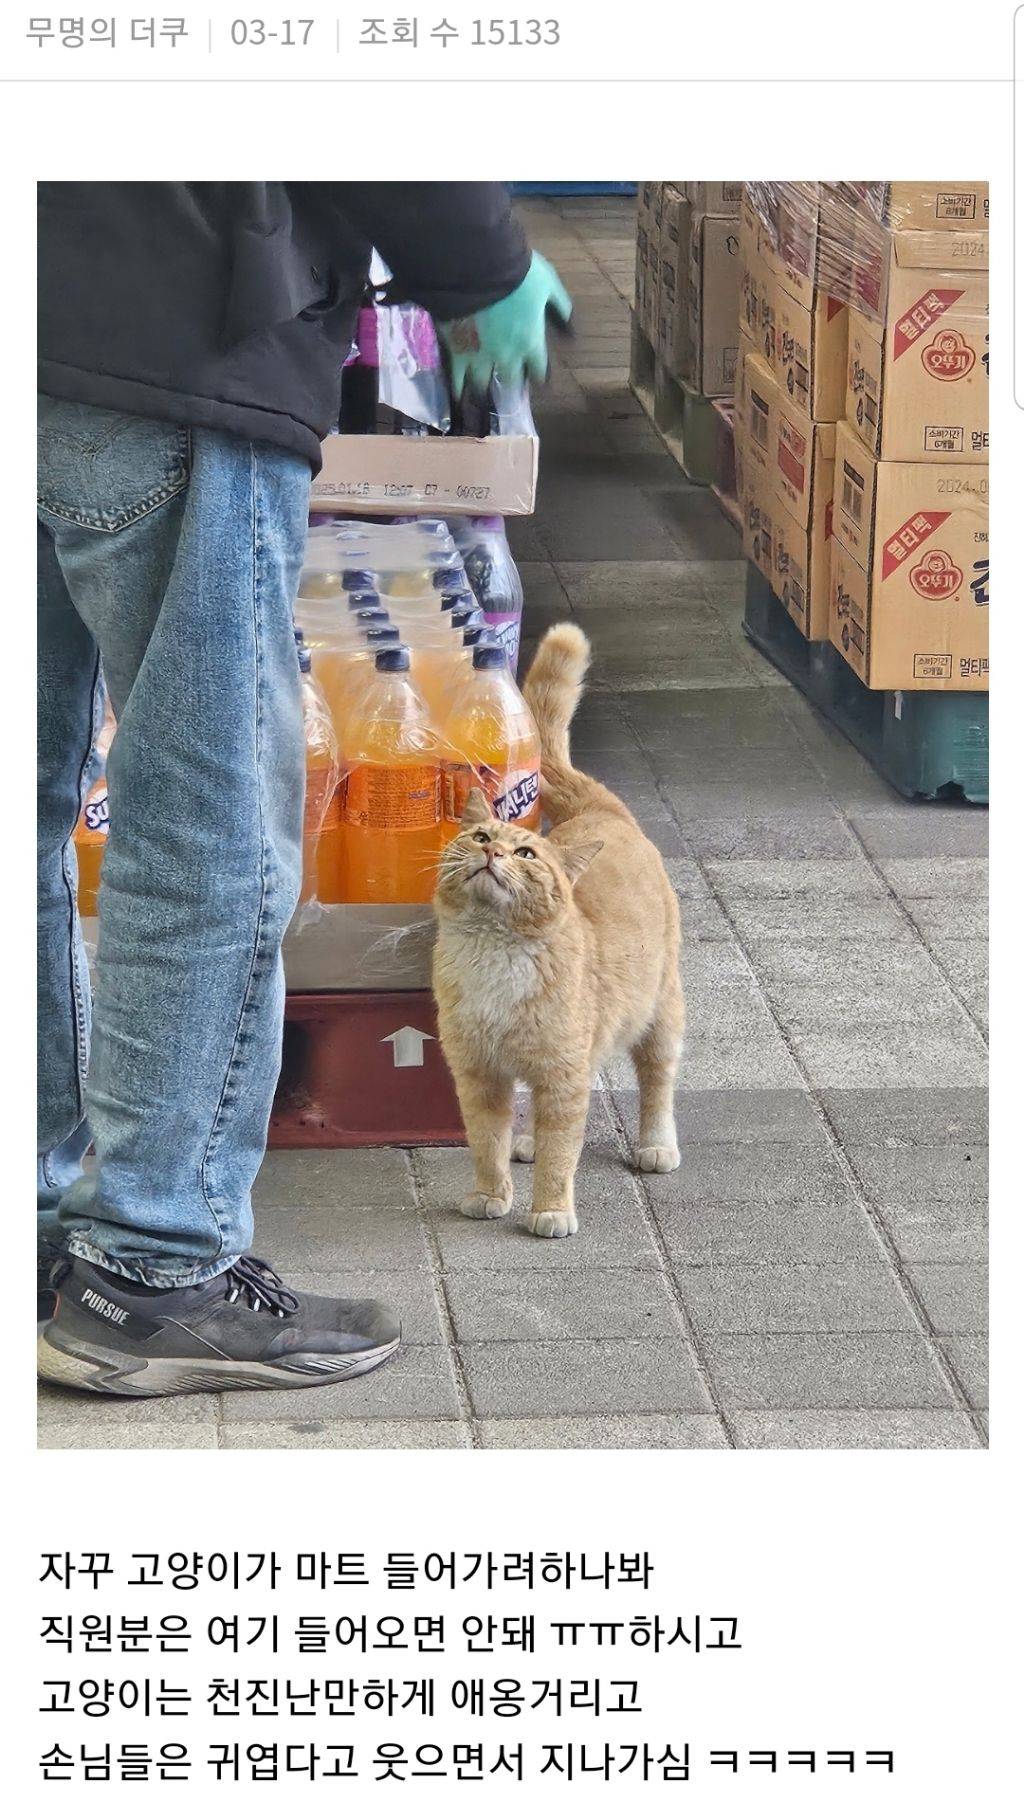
left=434, top=791, right=601, bottom=931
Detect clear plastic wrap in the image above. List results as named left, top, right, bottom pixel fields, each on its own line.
left=449, top=515, right=525, bottom=673
left=743, top=181, right=989, bottom=464
left=289, top=522, right=543, bottom=970
left=376, top=302, right=451, bottom=434
left=298, top=646, right=341, bottom=907
left=744, top=180, right=989, bottom=324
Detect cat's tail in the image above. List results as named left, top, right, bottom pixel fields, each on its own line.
left=523, top=622, right=628, bottom=824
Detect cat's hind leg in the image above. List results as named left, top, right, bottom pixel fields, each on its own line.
left=453, top=1068, right=516, bottom=1219
left=631, top=976, right=683, bottom=1174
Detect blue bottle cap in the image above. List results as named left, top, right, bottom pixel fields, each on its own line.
left=341, top=568, right=378, bottom=591
left=433, top=568, right=470, bottom=592
left=362, top=625, right=401, bottom=644
left=352, top=607, right=390, bottom=626
left=297, top=645, right=312, bottom=674
left=345, top=589, right=381, bottom=610
left=376, top=645, right=411, bottom=673
left=451, top=604, right=484, bottom=631
left=439, top=586, right=474, bottom=613
left=473, top=645, right=507, bottom=671
left=463, top=624, right=496, bottom=648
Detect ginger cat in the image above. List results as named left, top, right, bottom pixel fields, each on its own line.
left=432, top=623, right=684, bottom=1239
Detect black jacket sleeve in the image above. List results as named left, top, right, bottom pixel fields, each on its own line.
left=329, top=182, right=531, bottom=320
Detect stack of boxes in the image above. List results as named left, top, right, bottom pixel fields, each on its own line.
left=640, top=178, right=990, bottom=697
left=829, top=183, right=989, bottom=690
left=635, top=182, right=742, bottom=399
left=734, top=184, right=850, bottom=641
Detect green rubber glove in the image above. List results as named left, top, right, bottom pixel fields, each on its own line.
left=438, top=251, right=573, bottom=397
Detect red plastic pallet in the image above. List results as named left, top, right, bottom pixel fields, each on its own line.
left=269, top=991, right=466, bottom=1150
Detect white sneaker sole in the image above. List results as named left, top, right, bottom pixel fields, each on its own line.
left=38, top=1327, right=401, bottom=1397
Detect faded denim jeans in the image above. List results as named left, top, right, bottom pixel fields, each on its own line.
left=38, top=398, right=309, bottom=1286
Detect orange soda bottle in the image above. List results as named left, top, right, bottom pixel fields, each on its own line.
left=340, top=645, right=442, bottom=904
left=74, top=781, right=109, bottom=917
left=297, top=644, right=341, bottom=903
left=439, top=643, right=541, bottom=843
left=73, top=696, right=117, bottom=916
left=306, top=604, right=389, bottom=733
left=411, top=603, right=484, bottom=724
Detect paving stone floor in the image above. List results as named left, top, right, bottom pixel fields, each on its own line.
left=38, top=197, right=988, bottom=1452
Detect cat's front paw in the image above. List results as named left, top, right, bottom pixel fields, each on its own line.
left=637, top=1142, right=681, bottom=1174
left=459, top=1191, right=512, bottom=1220
left=526, top=1208, right=578, bottom=1239
left=511, top=1134, right=535, bottom=1164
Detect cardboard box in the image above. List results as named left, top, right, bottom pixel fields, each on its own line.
left=686, top=214, right=741, bottom=396
left=774, top=281, right=848, bottom=422
left=644, top=224, right=662, bottom=344
left=657, top=186, right=691, bottom=371
left=311, top=432, right=539, bottom=518
left=738, top=351, right=777, bottom=484
left=774, top=501, right=833, bottom=641
left=758, top=181, right=861, bottom=315
left=846, top=234, right=989, bottom=463
left=741, top=466, right=775, bottom=589
left=864, top=182, right=989, bottom=233
left=635, top=218, right=652, bottom=335
left=773, top=397, right=835, bottom=536
left=759, top=182, right=823, bottom=311
left=738, top=195, right=776, bottom=367
left=745, top=364, right=837, bottom=641
left=682, top=181, right=743, bottom=217
left=771, top=412, right=835, bottom=641
left=634, top=215, right=647, bottom=313
left=830, top=421, right=989, bottom=690
left=637, top=180, right=661, bottom=220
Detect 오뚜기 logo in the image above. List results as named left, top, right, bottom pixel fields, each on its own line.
left=909, top=549, right=964, bottom=600
left=921, top=329, right=976, bottom=382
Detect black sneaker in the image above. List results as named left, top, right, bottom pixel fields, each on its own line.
left=38, top=1244, right=61, bottom=1324
left=37, top=1255, right=401, bottom=1397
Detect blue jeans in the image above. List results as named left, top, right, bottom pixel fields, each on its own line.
left=38, top=398, right=309, bottom=1286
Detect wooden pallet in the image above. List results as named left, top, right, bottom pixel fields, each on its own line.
left=628, top=316, right=719, bottom=486
left=744, top=565, right=988, bottom=805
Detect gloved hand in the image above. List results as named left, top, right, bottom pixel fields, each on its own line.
left=438, top=252, right=572, bottom=397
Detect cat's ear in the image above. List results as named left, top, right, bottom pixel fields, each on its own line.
left=461, top=788, right=493, bottom=826
left=559, top=840, right=603, bottom=883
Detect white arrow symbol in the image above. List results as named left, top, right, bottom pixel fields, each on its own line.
left=382, top=1026, right=435, bottom=1069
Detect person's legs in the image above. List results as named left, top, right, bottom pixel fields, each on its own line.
left=38, top=399, right=306, bottom=1284
left=37, top=521, right=104, bottom=1257
left=37, top=399, right=400, bottom=1393
left=38, top=396, right=309, bottom=1285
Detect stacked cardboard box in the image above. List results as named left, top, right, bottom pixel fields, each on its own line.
left=829, top=183, right=989, bottom=690
left=734, top=185, right=848, bottom=640
left=633, top=182, right=740, bottom=398
left=634, top=181, right=661, bottom=346
left=658, top=186, right=740, bottom=397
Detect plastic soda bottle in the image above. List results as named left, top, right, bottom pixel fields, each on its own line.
left=454, top=516, right=525, bottom=674
left=412, top=603, right=484, bottom=722
left=340, top=645, right=442, bottom=904
left=440, top=643, right=541, bottom=842
left=74, top=781, right=109, bottom=917
left=297, top=646, right=341, bottom=904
